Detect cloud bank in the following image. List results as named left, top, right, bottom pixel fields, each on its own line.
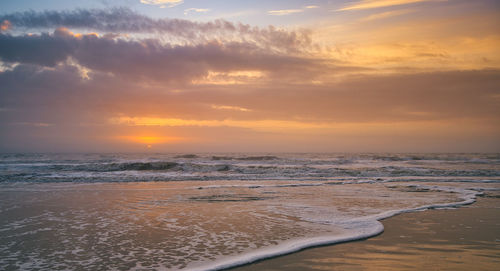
left=0, top=29, right=324, bottom=84
left=0, top=7, right=499, bottom=152
left=0, top=8, right=313, bottom=53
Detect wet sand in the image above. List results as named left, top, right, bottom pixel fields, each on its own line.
left=230, top=193, right=500, bottom=271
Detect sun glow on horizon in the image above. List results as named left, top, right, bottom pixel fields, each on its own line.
left=0, top=1, right=499, bottom=152
left=117, top=135, right=186, bottom=145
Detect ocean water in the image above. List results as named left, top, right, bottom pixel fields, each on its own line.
left=0, top=153, right=499, bottom=270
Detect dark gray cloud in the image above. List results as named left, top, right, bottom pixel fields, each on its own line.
left=0, top=8, right=332, bottom=84
left=0, top=27, right=324, bottom=83
left=0, top=8, right=312, bottom=53
left=0, top=32, right=74, bottom=66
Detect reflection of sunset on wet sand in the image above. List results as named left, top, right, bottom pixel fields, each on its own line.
left=1, top=153, right=499, bottom=270
left=0, top=179, right=488, bottom=270
left=233, top=194, right=500, bottom=271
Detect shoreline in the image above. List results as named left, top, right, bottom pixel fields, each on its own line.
left=0, top=181, right=498, bottom=270
left=227, top=192, right=500, bottom=271
left=190, top=184, right=479, bottom=271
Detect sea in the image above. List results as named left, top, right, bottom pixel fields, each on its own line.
left=0, top=153, right=499, bottom=270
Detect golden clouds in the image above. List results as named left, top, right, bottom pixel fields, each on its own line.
left=109, top=116, right=332, bottom=131
left=54, top=27, right=99, bottom=39
left=211, top=105, right=252, bottom=112
left=360, top=9, right=416, bottom=21
left=313, top=9, right=500, bottom=72
left=117, top=135, right=185, bottom=144
left=1, top=5, right=500, bottom=152
left=109, top=115, right=500, bottom=137
left=107, top=116, right=500, bottom=152
left=338, top=0, right=435, bottom=11
left=0, top=20, right=10, bottom=31
left=193, top=71, right=266, bottom=85
left=325, top=36, right=500, bottom=71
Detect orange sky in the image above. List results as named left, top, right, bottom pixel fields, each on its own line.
left=0, top=0, right=499, bottom=152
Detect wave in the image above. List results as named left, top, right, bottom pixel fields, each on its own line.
left=1, top=153, right=499, bottom=183
left=174, top=154, right=199, bottom=159
left=1, top=162, right=499, bottom=183
left=368, top=153, right=500, bottom=163
left=49, top=161, right=180, bottom=172
left=40, top=163, right=499, bottom=176
left=191, top=184, right=480, bottom=271
left=211, top=155, right=278, bottom=161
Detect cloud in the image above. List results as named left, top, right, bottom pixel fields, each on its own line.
left=0, top=28, right=324, bottom=84
left=360, top=9, right=415, bottom=21
left=211, top=105, right=252, bottom=112
left=0, top=30, right=75, bottom=66
left=0, top=8, right=313, bottom=53
left=109, top=116, right=330, bottom=131
left=1, top=62, right=499, bottom=152
left=337, top=0, right=435, bottom=11
left=267, top=5, right=320, bottom=16
left=2, top=62, right=498, bottom=124
left=103, top=68, right=500, bottom=133
left=0, top=8, right=325, bottom=84
left=268, top=9, right=304, bottom=16
left=140, top=0, right=184, bottom=8
left=184, top=8, right=211, bottom=15
left=11, top=122, right=54, bottom=127
left=1, top=7, right=499, bottom=152
left=0, top=20, right=10, bottom=32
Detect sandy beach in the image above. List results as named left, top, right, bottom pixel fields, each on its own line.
left=230, top=192, right=500, bottom=271
left=1, top=153, right=499, bottom=270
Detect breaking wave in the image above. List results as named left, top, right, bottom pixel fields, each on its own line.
left=0, top=153, right=499, bottom=182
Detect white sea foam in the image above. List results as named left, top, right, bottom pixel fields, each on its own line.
left=189, top=184, right=480, bottom=271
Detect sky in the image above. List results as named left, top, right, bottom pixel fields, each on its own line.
left=0, top=0, right=499, bottom=153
